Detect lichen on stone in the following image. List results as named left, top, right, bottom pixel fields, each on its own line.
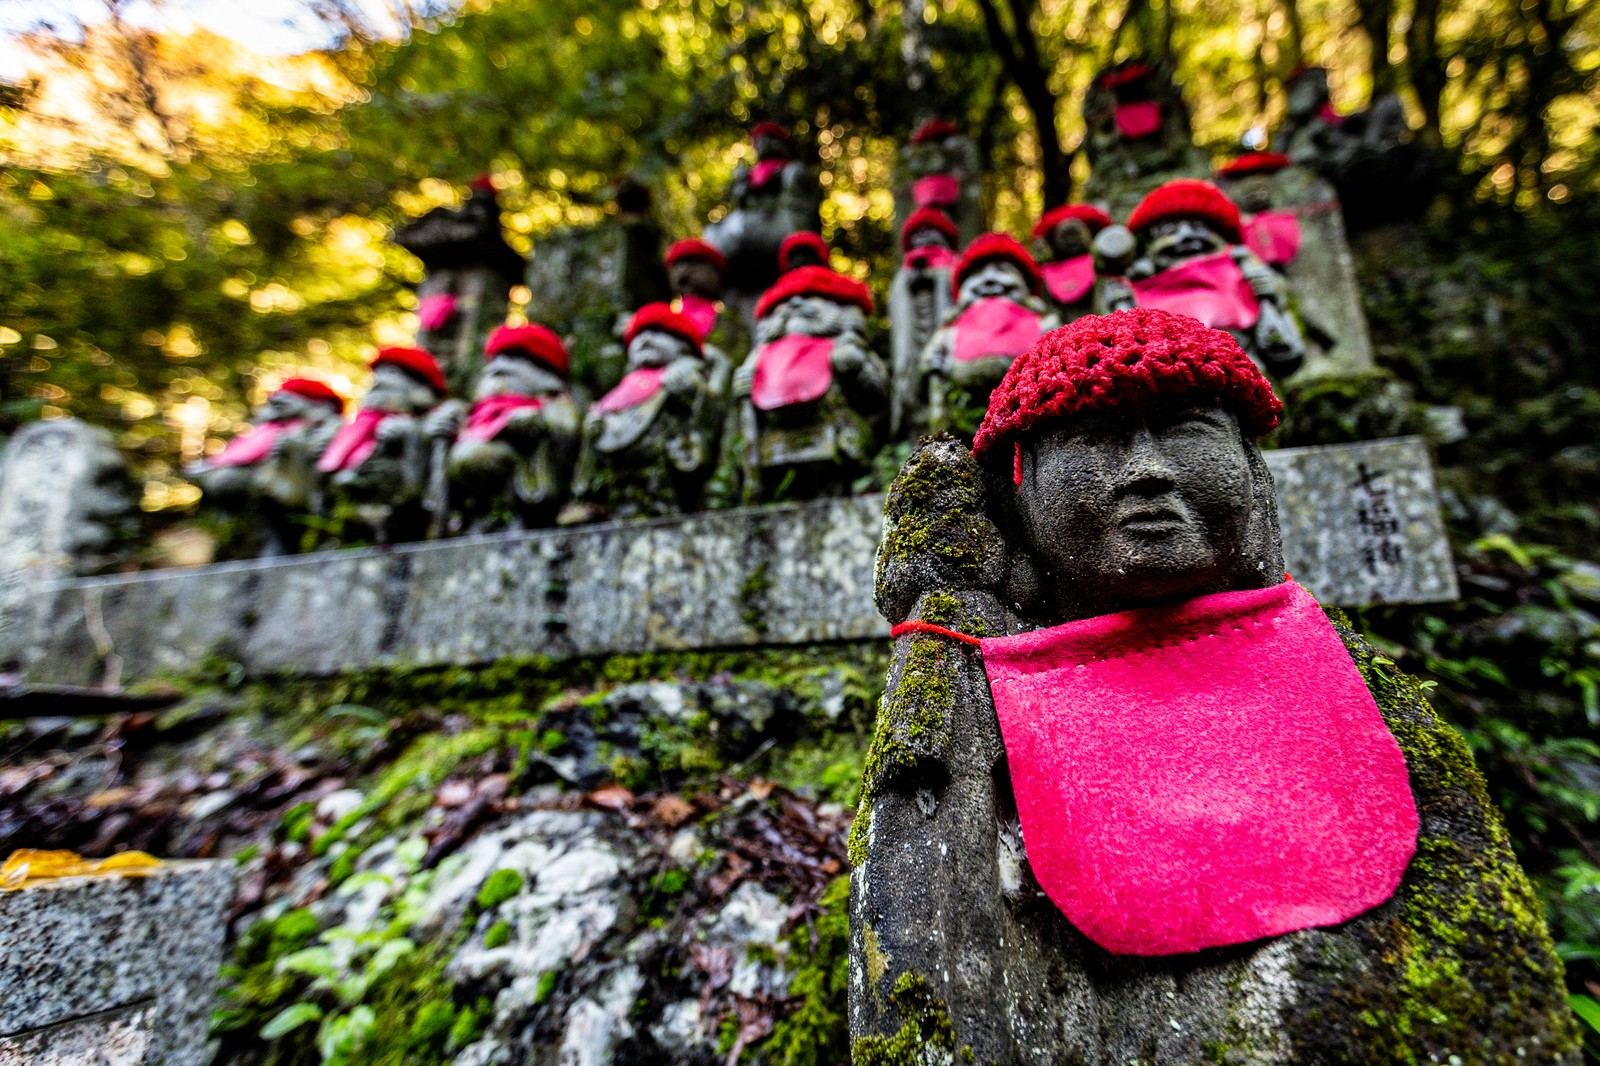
left=850, top=972, right=972, bottom=1066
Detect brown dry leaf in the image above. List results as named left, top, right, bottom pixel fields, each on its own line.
left=652, top=795, right=696, bottom=828
left=747, top=779, right=776, bottom=801
left=587, top=785, right=635, bottom=811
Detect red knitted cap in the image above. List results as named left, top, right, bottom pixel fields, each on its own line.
left=1127, top=179, right=1243, bottom=244
left=971, top=308, right=1282, bottom=464
left=665, top=238, right=727, bottom=273
left=901, top=207, right=959, bottom=251
left=754, top=265, right=874, bottom=320
left=910, top=118, right=960, bottom=145
left=372, top=346, right=446, bottom=394
left=486, top=323, right=570, bottom=377
left=954, top=232, right=1044, bottom=298
left=275, top=377, right=345, bottom=412
left=750, top=121, right=793, bottom=144
left=779, top=231, right=830, bottom=272
left=1031, top=204, right=1113, bottom=241
left=624, top=302, right=703, bottom=354
left=1098, top=62, right=1154, bottom=89
left=1217, top=152, right=1293, bottom=178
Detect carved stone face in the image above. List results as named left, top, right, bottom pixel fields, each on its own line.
left=754, top=134, right=792, bottom=161
left=476, top=354, right=564, bottom=400
left=1145, top=217, right=1228, bottom=272
left=1014, top=401, right=1278, bottom=618
left=958, top=260, right=1031, bottom=304
left=784, top=246, right=828, bottom=271
left=363, top=363, right=438, bottom=415
left=1287, top=68, right=1330, bottom=118
left=773, top=295, right=866, bottom=338
left=1221, top=175, right=1276, bottom=213
left=907, top=227, right=955, bottom=252
left=627, top=327, right=695, bottom=369
left=1047, top=219, right=1095, bottom=260
left=258, top=390, right=318, bottom=424
left=907, top=140, right=955, bottom=177
left=669, top=258, right=724, bottom=300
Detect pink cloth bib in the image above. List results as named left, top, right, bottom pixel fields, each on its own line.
left=593, top=367, right=666, bottom=416
left=1042, top=254, right=1096, bottom=305
left=418, top=293, right=459, bottom=332
left=677, top=294, right=721, bottom=341
left=1244, top=210, right=1302, bottom=266
left=750, top=334, right=834, bottom=411
left=317, top=408, right=391, bottom=473
left=1319, top=102, right=1346, bottom=127
left=1130, top=250, right=1261, bottom=331
left=1115, top=101, right=1163, bottom=139
left=905, top=246, right=958, bottom=271
left=212, top=419, right=297, bottom=468
left=749, top=159, right=787, bottom=191
left=952, top=298, right=1044, bottom=364
left=980, top=581, right=1418, bottom=956
left=913, top=174, right=962, bottom=209
left=460, top=394, right=545, bottom=443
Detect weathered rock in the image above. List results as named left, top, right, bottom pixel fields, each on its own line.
left=0, top=861, right=235, bottom=1066
left=4, top=440, right=1457, bottom=685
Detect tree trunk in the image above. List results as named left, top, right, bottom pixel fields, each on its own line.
left=974, top=0, right=1073, bottom=205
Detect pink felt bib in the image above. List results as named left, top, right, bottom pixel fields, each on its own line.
left=913, top=174, right=962, bottom=209
left=952, top=298, right=1044, bottom=364
left=1115, top=101, right=1163, bottom=139
left=460, top=394, right=545, bottom=443
left=979, top=581, right=1417, bottom=956
left=1130, top=250, right=1261, bottom=331
left=750, top=334, right=834, bottom=411
left=418, top=293, right=459, bottom=332
left=593, top=367, right=666, bottom=416
left=677, top=294, right=720, bottom=341
left=212, top=420, right=297, bottom=468
left=749, top=159, right=787, bottom=191
left=905, top=246, right=958, bottom=272
left=1244, top=210, right=1302, bottom=266
left=1042, top=254, right=1096, bottom=305
left=317, top=408, right=391, bottom=473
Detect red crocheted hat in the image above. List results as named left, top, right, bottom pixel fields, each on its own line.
left=275, top=377, right=345, bottom=412
left=623, top=302, right=703, bottom=354
left=372, top=346, right=446, bottom=394
left=779, top=231, right=830, bottom=272
left=909, top=118, right=960, bottom=145
left=750, top=121, right=793, bottom=144
left=1216, top=152, right=1293, bottom=178
left=971, top=308, right=1282, bottom=465
left=954, top=232, right=1044, bottom=298
left=1031, top=204, right=1113, bottom=241
left=754, top=265, right=874, bottom=320
left=901, top=207, right=959, bottom=251
left=485, top=323, right=570, bottom=377
left=1127, top=179, right=1244, bottom=244
left=665, top=238, right=727, bottom=274
left=1098, top=62, right=1154, bottom=89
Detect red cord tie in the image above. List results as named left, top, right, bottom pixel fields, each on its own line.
left=889, top=620, right=983, bottom=647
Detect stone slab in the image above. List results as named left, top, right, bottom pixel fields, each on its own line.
left=2, top=439, right=1455, bottom=685
left=0, top=1003, right=156, bottom=1066
left=0, top=861, right=234, bottom=1066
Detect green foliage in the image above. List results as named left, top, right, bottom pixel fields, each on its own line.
left=764, top=875, right=852, bottom=1066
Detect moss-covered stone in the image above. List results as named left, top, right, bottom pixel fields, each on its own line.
left=850, top=973, right=972, bottom=1066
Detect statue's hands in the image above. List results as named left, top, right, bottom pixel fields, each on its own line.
left=922, top=332, right=952, bottom=377
left=830, top=339, right=867, bottom=377
left=732, top=358, right=756, bottom=398
left=661, top=360, right=703, bottom=398
left=1237, top=253, right=1282, bottom=299
left=375, top=414, right=416, bottom=446
left=422, top=400, right=468, bottom=440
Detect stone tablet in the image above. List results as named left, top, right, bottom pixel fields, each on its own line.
left=0, top=862, right=234, bottom=1066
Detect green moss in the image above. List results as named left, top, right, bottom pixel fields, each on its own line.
left=877, top=441, right=990, bottom=580
left=850, top=973, right=970, bottom=1066
left=763, top=875, right=852, bottom=1066
left=482, top=921, right=512, bottom=949
left=534, top=968, right=560, bottom=1005
left=475, top=868, right=524, bottom=910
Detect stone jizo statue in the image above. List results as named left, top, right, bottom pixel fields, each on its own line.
left=897, top=118, right=983, bottom=248
left=850, top=308, right=1579, bottom=1065
left=1214, top=151, right=1304, bottom=267
left=921, top=233, right=1057, bottom=436
left=703, top=123, right=822, bottom=315
left=573, top=303, right=727, bottom=518
left=425, top=324, right=579, bottom=534
left=316, top=346, right=447, bottom=545
left=735, top=266, right=888, bottom=501
left=665, top=238, right=745, bottom=360
left=1081, top=60, right=1209, bottom=203
left=188, top=378, right=345, bottom=556
left=1122, top=178, right=1306, bottom=380
left=889, top=208, right=962, bottom=437
left=1029, top=203, right=1112, bottom=319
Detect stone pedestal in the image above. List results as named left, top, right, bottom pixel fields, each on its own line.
left=0, top=862, right=235, bottom=1066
